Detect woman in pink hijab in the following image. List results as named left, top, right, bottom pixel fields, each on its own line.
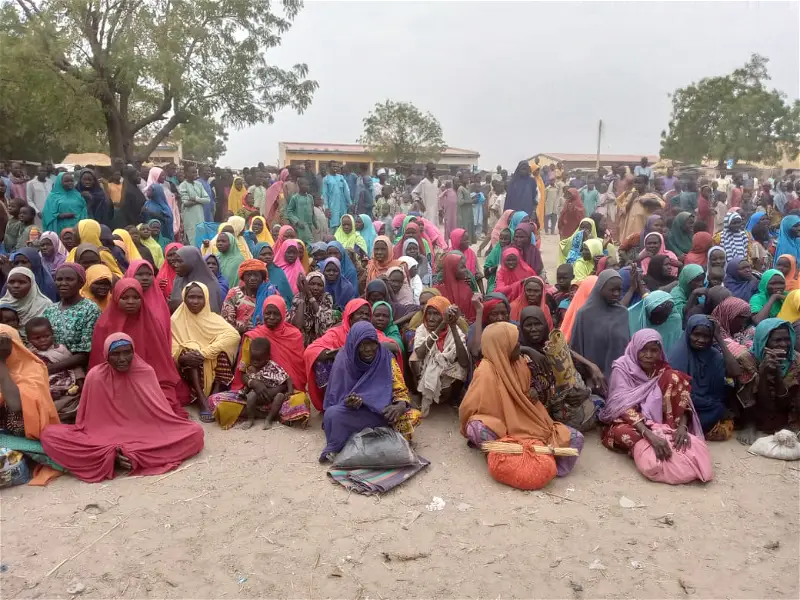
left=265, top=168, right=289, bottom=224
left=145, top=166, right=181, bottom=236
left=274, top=239, right=305, bottom=294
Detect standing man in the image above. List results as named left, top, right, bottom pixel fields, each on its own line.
left=580, top=179, right=600, bottom=216
left=661, top=166, right=678, bottom=194
left=322, top=162, right=351, bottom=232
left=633, top=157, right=653, bottom=184
left=412, top=163, right=440, bottom=226
left=304, top=160, right=320, bottom=199
left=456, top=173, right=475, bottom=243
left=373, top=168, right=387, bottom=200
left=198, top=165, right=216, bottom=222
left=544, top=177, right=560, bottom=235
left=248, top=173, right=268, bottom=216
left=342, top=164, right=358, bottom=205
left=26, top=164, right=52, bottom=226
left=178, top=165, right=210, bottom=245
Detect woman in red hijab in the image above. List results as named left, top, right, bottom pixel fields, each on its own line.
left=154, top=242, right=182, bottom=301
left=493, top=247, right=538, bottom=301
left=450, top=228, right=480, bottom=277
left=695, top=185, right=713, bottom=232
left=126, top=259, right=171, bottom=333
left=88, top=278, right=189, bottom=414
left=435, top=252, right=478, bottom=323
left=303, top=298, right=395, bottom=411
left=558, top=188, right=585, bottom=239
left=40, top=333, right=204, bottom=482
left=684, top=232, right=714, bottom=267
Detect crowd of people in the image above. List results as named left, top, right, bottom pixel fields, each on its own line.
left=0, top=155, right=797, bottom=489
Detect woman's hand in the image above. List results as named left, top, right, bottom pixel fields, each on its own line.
left=58, top=212, right=76, bottom=220
left=471, top=293, right=483, bottom=315
left=319, top=348, right=339, bottom=362
left=179, top=350, right=204, bottom=368
left=520, top=345, right=548, bottom=371
left=296, top=273, right=307, bottom=297
left=0, top=335, right=12, bottom=363
left=445, top=305, right=459, bottom=325
left=382, top=401, right=406, bottom=424
left=673, top=424, right=691, bottom=451
left=585, top=362, right=607, bottom=396
left=158, top=278, right=168, bottom=290
left=344, top=394, right=363, bottom=410
left=646, top=430, right=672, bottom=461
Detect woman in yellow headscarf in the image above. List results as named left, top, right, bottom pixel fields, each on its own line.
left=80, top=264, right=114, bottom=311
left=227, top=176, right=248, bottom=216
left=65, top=219, right=124, bottom=278
left=530, top=162, right=546, bottom=235
left=112, top=228, right=142, bottom=262
left=558, top=217, right=598, bottom=265
left=248, top=215, right=274, bottom=245
left=207, top=216, right=253, bottom=259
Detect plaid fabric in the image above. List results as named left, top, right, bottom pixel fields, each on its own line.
left=327, top=456, right=430, bottom=496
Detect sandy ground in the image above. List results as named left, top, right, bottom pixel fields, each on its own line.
left=1, top=234, right=799, bottom=600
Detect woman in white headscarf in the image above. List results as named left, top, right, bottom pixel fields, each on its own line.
left=0, top=266, right=54, bottom=328
left=399, top=256, right=423, bottom=304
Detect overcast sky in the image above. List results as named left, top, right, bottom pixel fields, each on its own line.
left=219, top=1, right=800, bottom=170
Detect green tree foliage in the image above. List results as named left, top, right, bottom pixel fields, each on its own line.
left=7, top=0, right=317, bottom=162
left=358, top=100, right=447, bottom=166
left=660, top=54, right=800, bottom=166
left=170, top=118, right=229, bottom=165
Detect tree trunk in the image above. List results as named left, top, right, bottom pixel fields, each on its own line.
left=105, top=111, right=125, bottom=162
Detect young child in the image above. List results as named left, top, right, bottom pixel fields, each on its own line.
left=706, top=266, right=724, bottom=289
left=271, top=223, right=282, bottom=241
left=3, top=198, right=24, bottom=252
left=286, top=177, right=316, bottom=246
left=378, top=200, right=393, bottom=236
left=552, top=264, right=575, bottom=327
left=17, top=205, right=36, bottom=249
left=239, top=337, right=293, bottom=430
left=312, top=196, right=330, bottom=242
left=0, top=306, right=20, bottom=330
left=25, top=317, right=84, bottom=423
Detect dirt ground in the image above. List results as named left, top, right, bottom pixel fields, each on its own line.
left=1, top=234, right=799, bottom=600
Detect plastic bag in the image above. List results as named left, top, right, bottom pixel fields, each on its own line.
left=333, top=427, right=419, bottom=469
left=0, top=448, right=31, bottom=488
left=487, top=437, right=557, bottom=490
left=632, top=424, right=713, bottom=485
left=748, top=430, right=800, bottom=461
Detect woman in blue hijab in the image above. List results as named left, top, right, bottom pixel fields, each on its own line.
left=357, top=214, right=378, bottom=257
left=326, top=241, right=360, bottom=293
left=774, top=215, right=800, bottom=267
left=5, top=247, right=58, bottom=301
left=321, top=257, right=356, bottom=311
left=253, top=241, right=293, bottom=306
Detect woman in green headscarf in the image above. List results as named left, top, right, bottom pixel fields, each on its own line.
left=138, top=221, right=165, bottom=269
left=666, top=212, right=695, bottom=258
left=214, top=232, right=244, bottom=288
left=670, top=263, right=705, bottom=319
left=484, top=228, right=513, bottom=293
left=750, top=269, right=786, bottom=324
left=627, top=290, right=683, bottom=353
left=372, top=300, right=404, bottom=352
left=42, top=172, right=89, bottom=234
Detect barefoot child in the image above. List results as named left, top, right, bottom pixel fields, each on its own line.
left=239, top=337, right=293, bottom=429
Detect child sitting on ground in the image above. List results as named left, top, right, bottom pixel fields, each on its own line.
left=25, top=317, right=84, bottom=423
left=239, top=337, right=293, bottom=430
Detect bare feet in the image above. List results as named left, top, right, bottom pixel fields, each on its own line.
left=736, top=424, right=760, bottom=446
left=263, top=419, right=274, bottom=430
left=241, top=419, right=255, bottom=430
left=115, top=448, right=132, bottom=472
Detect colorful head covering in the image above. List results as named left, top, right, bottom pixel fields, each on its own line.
left=8, top=247, right=58, bottom=301
left=39, top=231, right=68, bottom=277
left=80, top=264, right=114, bottom=311
left=334, top=214, right=367, bottom=253
left=357, top=214, right=378, bottom=256
left=752, top=318, right=796, bottom=377
left=777, top=289, right=800, bottom=322
left=670, top=263, right=705, bottom=315
left=627, top=290, right=683, bottom=354
left=0, top=266, right=53, bottom=326
left=274, top=239, right=305, bottom=294
left=723, top=257, right=757, bottom=302
left=750, top=269, right=785, bottom=318
left=249, top=215, right=274, bottom=245
left=170, top=246, right=222, bottom=313
left=666, top=212, right=694, bottom=256
left=684, top=232, right=714, bottom=267
left=321, top=257, right=357, bottom=310
left=214, top=232, right=244, bottom=288
left=325, top=241, right=359, bottom=292
left=775, top=215, right=800, bottom=268
left=720, top=211, right=750, bottom=260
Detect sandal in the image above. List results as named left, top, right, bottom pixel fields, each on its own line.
left=199, top=410, right=215, bottom=423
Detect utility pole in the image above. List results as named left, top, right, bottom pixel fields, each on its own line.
left=595, top=119, right=603, bottom=172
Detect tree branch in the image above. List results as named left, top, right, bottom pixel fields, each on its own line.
left=138, top=112, right=188, bottom=159
left=131, top=87, right=173, bottom=133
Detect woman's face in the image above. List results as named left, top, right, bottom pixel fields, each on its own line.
left=766, top=274, right=785, bottom=295
left=766, top=326, right=792, bottom=354
left=373, top=241, right=388, bottom=262
left=55, top=268, right=81, bottom=298
left=682, top=215, right=695, bottom=233
left=579, top=221, right=593, bottom=236
left=90, top=277, right=112, bottom=299
left=61, top=173, right=75, bottom=190
left=637, top=341, right=662, bottom=372
left=651, top=217, right=666, bottom=235
left=736, top=260, right=752, bottom=279
left=728, top=216, right=743, bottom=233
left=791, top=223, right=800, bottom=238
left=7, top=273, right=31, bottom=299
left=108, top=344, right=134, bottom=372
left=580, top=243, right=592, bottom=261
left=372, top=304, right=390, bottom=331
left=644, top=234, right=661, bottom=254
left=134, top=264, right=154, bottom=290
left=242, top=270, right=264, bottom=289
left=205, top=256, right=219, bottom=275
left=405, top=243, right=419, bottom=260
left=455, top=259, right=470, bottom=281
left=61, top=231, right=75, bottom=250
left=689, top=325, right=713, bottom=351
left=323, top=262, right=340, bottom=283
left=258, top=246, right=274, bottom=266
left=355, top=216, right=364, bottom=231
left=522, top=315, right=548, bottom=345
left=648, top=301, right=674, bottom=326
left=12, top=255, right=32, bottom=270
left=234, top=179, right=244, bottom=190
left=599, top=278, right=622, bottom=304
left=128, top=229, right=141, bottom=245
left=166, top=247, right=179, bottom=267
left=357, top=339, right=378, bottom=363
left=251, top=218, right=263, bottom=234
left=524, top=279, right=543, bottom=306
left=776, top=257, right=792, bottom=277
left=486, top=302, right=509, bottom=324
left=709, top=250, right=726, bottom=268
left=504, top=253, right=519, bottom=270
left=595, top=216, right=607, bottom=233
left=216, top=234, right=230, bottom=253
left=184, top=286, right=206, bottom=314
left=424, top=306, right=443, bottom=330
left=499, top=229, right=512, bottom=247
left=173, top=253, right=190, bottom=277
left=284, top=246, right=298, bottom=264
left=729, top=314, right=748, bottom=336
left=39, top=238, right=54, bottom=258
left=687, top=273, right=705, bottom=292
left=308, top=276, right=324, bottom=298
left=512, top=229, right=528, bottom=248
left=349, top=304, right=371, bottom=325
left=458, top=235, right=469, bottom=251
left=157, top=171, right=166, bottom=184
left=138, top=226, right=151, bottom=240
left=419, top=291, right=434, bottom=309
left=264, top=305, right=282, bottom=329
left=77, top=250, right=101, bottom=270
left=327, top=247, right=342, bottom=261
left=341, top=218, right=353, bottom=234
left=388, top=271, right=405, bottom=293
left=118, top=287, right=141, bottom=314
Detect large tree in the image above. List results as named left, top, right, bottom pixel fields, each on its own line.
left=358, top=100, right=447, bottom=166
left=7, top=0, right=317, bottom=162
left=169, top=117, right=229, bottom=165
left=660, top=54, right=800, bottom=166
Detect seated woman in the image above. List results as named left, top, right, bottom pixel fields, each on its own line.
left=483, top=227, right=512, bottom=293
left=558, top=217, right=597, bottom=265
left=40, top=333, right=204, bottom=483
left=333, top=214, right=368, bottom=257
left=169, top=246, right=223, bottom=313
left=683, top=232, right=714, bottom=267
left=171, top=282, right=241, bottom=421
left=214, top=232, right=245, bottom=289
left=38, top=231, right=68, bottom=279
left=512, top=222, right=545, bottom=280
left=399, top=256, right=423, bottom=304
left=65, top=219, right=124, bottom=278
left=560, top=275, right=597, bottom=343
left=668, top=315, right=741, bottom=441
left=639, top=231, right=679, bottom=277
left=737, top=318, right=800, bottom=444
left=569, top=270, right=631, bottom=380
left=209, top=296, right=309, bottom=429
left=7, top=247, right=58, bottom=301
left=0, top=266, right=53, bottom=332
left=776, top=254, right=798, bottom=292
left=598, top=329, right=713, bottom=484
left=322, top=257, right=357, bottom=311
left=713, top=211, right=753, bottom=263
left=205, top=254, right=230, bottom=300
left=0, top=324, right=62, bottom=485
left=245, top=216, right=274, bottom=254
left=466, top=292, right=513, bottom=361
left=572, top=239, right=605, bottom=284
left=89, top=277, right=189, bottom=414
left=253, top=241, right=293, bottom=306
left=155, top=242, right=182, bottom=300
left=628, top=290, right=683, bottom=354
left=642, top=254, right=677, bottom=292
left=435, top=253, right=478, bottom=323
left=750, top=269, right=786, bottom=324
left=518, top=306, right=604, bottom=432
left=459, top=321, right=582, bottom=477
left=450, top=228, right=484, bottom=292
left=221, top=259, right=276, bottom=334
left=669, top=264, right=705, bottom=319
left=493, top=247, right=537, bottom=301
left=42, top=264, right=100, bottom=370
left=724, top=257, right=758, bottom=302
left=80, top=264, right=114, bottom=311
left=413, top=295, right=470, bottom=415
left=326, top=241, right=361, bottom=294
left=304, top=298, right=397, bottom=412
left=365, top=277, right=418, bottom=325
left=320, top=321, right=420, bottom=462
left=509, top=276, right=551, bottom=324
left=288, top=271, right=337, bottom=345
left=366, top=235, right=402, bottom=282
left=372, top=300, right=404, bottom=353
left=274, top=240, right=307, bottom=295
left=665, top=211, right=695, bottom=258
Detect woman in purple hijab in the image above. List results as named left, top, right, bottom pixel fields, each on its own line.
left=320, top=321, right=420, bottom=462
left=504, top=161, right=538, bottom=220
left=598, top=329, right=713, bottom=483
